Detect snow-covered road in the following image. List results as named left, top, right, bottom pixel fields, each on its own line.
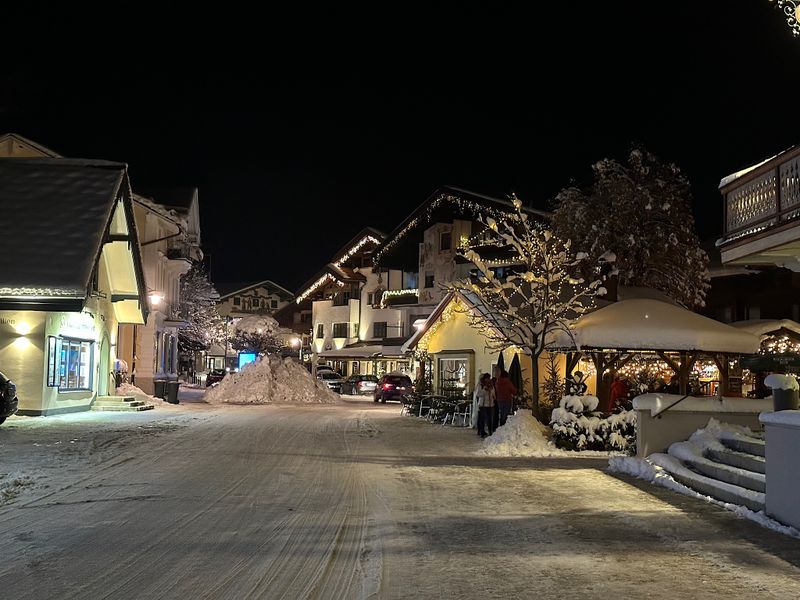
left=1, top=397, right=799, bottom=599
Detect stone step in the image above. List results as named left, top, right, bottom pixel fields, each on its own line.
left=94, top=399, right=147, bottom=408
left=91, top=403, right=154, bottom=412
left=720, top=436, right=766, bottom=458
left=96, top=395, right=138, bottom=403
left=651, top=454, right=766, bottom=513
left=683, top=456, right=766, bottom=493
left=668, top=467, right=765, bottom=513
left=706, top=448, right=766, bottom=475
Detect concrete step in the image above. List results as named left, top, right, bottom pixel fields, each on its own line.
left=652, top=454, right=766, bottom=512
left=94, top=399, right=147, bottom=407
left=91, top=403, right=154, bottom=412
left=720, top=436, right=766, bottom=458
left=96, top=395, right=138, bottom=403
left=706, top=448, right=766, bottom=475
left=683, top=456, right=766, bottom=493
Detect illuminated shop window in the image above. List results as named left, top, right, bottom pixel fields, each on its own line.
left=47, top=336, right=93, bottom=391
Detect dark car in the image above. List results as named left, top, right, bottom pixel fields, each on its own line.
left=341, top=374, right=379, bottom=396
left=206, top=369, right=226, bottom=387
left=317, top=371, right=344, bottom=393
left=374, top=373, right=413, bottom=403
left=0, top=372, right=18, bottom=425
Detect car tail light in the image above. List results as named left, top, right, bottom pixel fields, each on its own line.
left=383, top=383, right=394, bottom=390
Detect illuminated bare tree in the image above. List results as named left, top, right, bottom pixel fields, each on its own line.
left=449, top=196, right=609, bottom=415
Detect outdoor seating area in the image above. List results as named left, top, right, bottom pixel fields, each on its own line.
left=400, top=393, right=473, bottom=427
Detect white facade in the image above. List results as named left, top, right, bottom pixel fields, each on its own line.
left=218, top=281, right=293, bottom=318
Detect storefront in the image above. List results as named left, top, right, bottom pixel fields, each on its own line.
left=0, top=159, right=148, bottom=416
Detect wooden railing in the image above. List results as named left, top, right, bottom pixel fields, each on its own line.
left=723, top=150, right=800, bottom=242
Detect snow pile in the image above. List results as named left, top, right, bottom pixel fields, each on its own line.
left=478, top=410, right=564, bottom=457
left=205, top=356, right=340, bottom=404
left=764, top=373, right=799, bottom=391
left=633, top=393, right=771, bottom=416
left=608, top=455, right=800, bottom=539
left=115, top=383, right=162, bottom=404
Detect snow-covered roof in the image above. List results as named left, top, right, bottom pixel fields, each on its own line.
left=317, top=344, right=406, bottom=358
left=728, top=319, right=800, bottom=338
left=0, top=158, right=132, bottom=310
left=633, top=393, right=771, bottom=416
left=218, top=280, right=294, bottom=301
left=551, top=299, right=760, bottom=354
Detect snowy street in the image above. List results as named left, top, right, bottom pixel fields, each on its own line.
left=1, top=396, right=800, bottom=599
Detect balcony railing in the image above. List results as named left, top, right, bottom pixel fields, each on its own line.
left=722, top=149, right=800, bottom=243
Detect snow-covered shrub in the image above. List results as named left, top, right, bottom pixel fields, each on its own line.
left=550, top=395, right=636, bottom=453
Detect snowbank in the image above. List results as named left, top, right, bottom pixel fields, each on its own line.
left=764, top=374, right=799, bottom=391
left=478, top=410, right=616, bottom=458
left=115, top=383, right=162, bottom=404
left=608, top=455, right=799, bottom=539
left=205, top=356, right=340, bottom=404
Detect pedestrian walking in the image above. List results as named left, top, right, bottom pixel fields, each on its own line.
left=476, top=372, right=496, bottom=438
left=495, top=369, right=517, bottom=427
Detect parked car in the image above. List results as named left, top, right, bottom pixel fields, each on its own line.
left=374, top=373, right=413, bottom=403
left=0, top=372, right=18, bottom=425
left=317, top=370, right=344, bottom=393
left=206, top=369, right=226, bottom=387
left=341, top=374, right=379, bottom=396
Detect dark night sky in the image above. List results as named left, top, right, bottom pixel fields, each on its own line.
left=3, top=2, right=800, bottom=291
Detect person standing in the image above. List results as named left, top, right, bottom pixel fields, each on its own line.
left=476, top=373, right=496, bottom=438
left=495, top=369, right=517, bottom=427
left=609, top=375, right=629, bottom=412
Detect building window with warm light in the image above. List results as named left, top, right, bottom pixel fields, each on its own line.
left=316, top=324, right=324, bottom=339
left=373, top=322, right=387, bottom=339
left=333, top=322, right=348, bottom=338
left=47, top=337, right=93, bottom=391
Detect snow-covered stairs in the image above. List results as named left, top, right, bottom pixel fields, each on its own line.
left=649, top=421, right=766, bottom=513
left=92, top=395, right=154, bottom=412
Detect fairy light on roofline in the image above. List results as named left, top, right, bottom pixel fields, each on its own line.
left=295, top=235, right=381, bottom=304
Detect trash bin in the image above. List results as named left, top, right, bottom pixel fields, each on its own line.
left=165, top=381, right=180, bottom=404
left=773, top=388, right=799, bottom=411
left=153, top=380, right=167, bottom=399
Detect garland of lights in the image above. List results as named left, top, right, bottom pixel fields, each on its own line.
left=373, top=193, right=523, bottom=266
left=770, top=0, right=800, bottom=36
left=380, top=288, right=419, bottom=308
left=416, top=297, right=464, bottom=352
left=295, top=235, right=380, bottom=304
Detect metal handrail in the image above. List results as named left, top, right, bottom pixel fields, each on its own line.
left=652, top=393, right=692, bottom=419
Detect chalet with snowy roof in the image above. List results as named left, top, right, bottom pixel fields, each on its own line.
left=0, top=158, right=148, bottom=415
left=279, top=227, right=422, bottom=376
left=217, top=280, right=294, bottom=318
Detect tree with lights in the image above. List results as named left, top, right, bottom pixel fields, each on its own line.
left=450, top=196, right=608, bottom=416
left=230, top=315, right=287, bottom=355
left=552, top=147, right=709, bottom=308
left=178, top=265, right=224, bottom=352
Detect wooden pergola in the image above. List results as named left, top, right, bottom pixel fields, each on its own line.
left=552, top=299, right=761, bottom=402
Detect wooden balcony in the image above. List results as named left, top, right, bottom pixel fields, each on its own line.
left=719, top=146, right=800, bottom=267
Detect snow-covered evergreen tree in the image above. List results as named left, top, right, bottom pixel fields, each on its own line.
left=552, top=148, right=709, bottom=308
left=449, top=196, right=608, bottom=415
left=230, top=315, right=287, bottom=355
left=178, top=265, right=224, bottom=351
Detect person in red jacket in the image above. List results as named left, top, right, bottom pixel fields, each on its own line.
left=495, top=369, right=517, bottom=426
left=609, top=375, right=629, bottom=412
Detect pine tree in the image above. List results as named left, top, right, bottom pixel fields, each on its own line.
left=552, top=148, right=709, bottom=308
left=178, top=265, right=224, bottom=352
left=449, top=196, right=607, bottom=415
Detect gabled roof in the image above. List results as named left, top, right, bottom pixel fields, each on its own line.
left=550, top=298, right=760, bottom=355
left=0, top=133, right=62, bottom=158
left=0, top=158, right=148, bottom=320
left=329, top=227, right=385, bottom=265
left=136, top=185, right=198, bottom=212
left=373, top=185, right=550, bottom=268
left=218, top=279, right=294, bottom=300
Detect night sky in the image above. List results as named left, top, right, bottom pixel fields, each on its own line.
left=3, top=2, right=800, bottom=291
